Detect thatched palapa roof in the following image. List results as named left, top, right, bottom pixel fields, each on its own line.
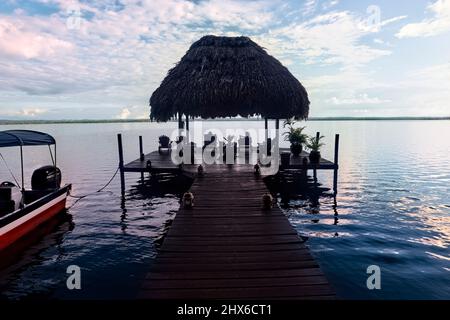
left=150, top=35, right=310, bottom=121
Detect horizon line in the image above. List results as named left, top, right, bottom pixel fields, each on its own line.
left=0, top=116, right=449, bottom=125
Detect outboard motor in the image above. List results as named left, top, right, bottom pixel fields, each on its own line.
left=31, top=166, right=61, bottom=191
left=0, top=182, right=22, bottom=215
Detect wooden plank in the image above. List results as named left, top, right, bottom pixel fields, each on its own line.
left=145, top=267, right=324, bottom=280
left=142, top=275, right=329, bottom=290
left=140, top=164, right=335, bottom=299
left=159, top=243, right=304, bottom=253
left=157, top=248, right=310, bottom=258
left=162, top=235, right=303, bottom=246
left=139, top=284, right=335, bottom=300
left=155, top=252, right=315, bottom=264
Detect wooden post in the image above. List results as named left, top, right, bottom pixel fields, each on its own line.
left=139, top=136, right=144, bottom=160
left=333, top=134, right=340, bottom=196
left=313, top=132, right=320, bottom=184
left=186, top=115, right=190, bottom=142
left=275, top=119, right=279, bottom=143
left=264, top=118, right=268, bottom=142
left=178, top=112, right=183, bottom=138
left=139, top=135, right=144, bottom=182
left=117, top=134, right=125, bottom=196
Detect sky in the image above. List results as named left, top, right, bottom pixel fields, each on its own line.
left=0, top=0, right=449, bottom=120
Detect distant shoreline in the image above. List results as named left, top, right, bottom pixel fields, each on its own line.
left=0, top=117, right=449, bottom=125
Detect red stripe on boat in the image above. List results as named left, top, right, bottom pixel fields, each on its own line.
left=0, top=198, right=66, bottom=251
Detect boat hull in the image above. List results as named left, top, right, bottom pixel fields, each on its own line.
left=0, top=185, right=71, bottom=252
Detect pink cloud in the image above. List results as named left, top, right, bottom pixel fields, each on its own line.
left=0, top=18, right=73, bottom=59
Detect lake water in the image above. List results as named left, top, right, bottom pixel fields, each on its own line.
left=0, top=120, right=449, bottom=300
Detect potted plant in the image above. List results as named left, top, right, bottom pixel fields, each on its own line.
left=283, top=118, right=308, bottom=157
left=306, top=135, right=325, bottom=164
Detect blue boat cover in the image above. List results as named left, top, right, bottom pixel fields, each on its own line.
left=0, top=130, right=55, bottom=147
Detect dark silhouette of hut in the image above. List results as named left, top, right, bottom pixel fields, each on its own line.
left=149, top=35, right=310, bottom=138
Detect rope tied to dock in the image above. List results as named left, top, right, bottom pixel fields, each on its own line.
left=67, top=166, right=120, bottom=209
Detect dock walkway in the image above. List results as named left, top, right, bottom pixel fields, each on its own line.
left=139, top=165, right=335, bottom=299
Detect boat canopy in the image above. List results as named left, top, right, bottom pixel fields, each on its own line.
left=0, top=130, right=56, bottom=148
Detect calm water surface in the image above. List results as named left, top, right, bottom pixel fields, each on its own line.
left=0, top=120, right=449, bottom=299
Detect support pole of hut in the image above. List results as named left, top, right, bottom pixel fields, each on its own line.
left=139, top=135, right=144, bottom=182
left=185, top=114, right=190, bottom=142
left=333, top=134, right=340, bottom=196
left=264, top=118, right=268, bottom=142
left=117, top=133, right=125, bottom=196
left=275, top=119, right=280, bottom=143
left=178, top=112, right=183, bottom=138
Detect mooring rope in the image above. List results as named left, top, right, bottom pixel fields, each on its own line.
left=0, top=152, right=20, bottom=187
left=67, top=166, right=120, bottom=209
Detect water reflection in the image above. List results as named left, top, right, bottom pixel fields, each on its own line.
left=0, top=213, right=74, bottom=292
left=120, top=173, right=193, bottom=247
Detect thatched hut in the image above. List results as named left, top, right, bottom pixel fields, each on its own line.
left=150, top=35, right=310, bottom=123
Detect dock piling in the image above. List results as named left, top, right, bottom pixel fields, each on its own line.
left=333, top=134, right=340, bottom=196
left=139, top=135, right=144, bottom=182
left=117, top=133, right=125, bottom=196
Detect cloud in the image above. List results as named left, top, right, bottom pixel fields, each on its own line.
left=117, top=107, right=131, bottom=119
left=326, top=94, right=391, bottom=105
left=0, top=107, right=49, bottom=117
left=322, top=0, right=339, bottom=10
left=0, top=0, right=447, bottom=119
left=399, top=62, right=450, bottom=115
left=303, top=0, right=318, bottom=16
left=266, top=11, right=392, bottom=67
left=396, top=0, right=450, bottom=38
left=19, top=107, right=48, bottom=116
left=116, top=106, right=148, bottom=119
left=373, top=38, right=384, bottom=44
left=0, top=18, right=73, bottom=59
left=0, top=0, right=281, bottom=99
left=380, top=15, right=408, bottom=27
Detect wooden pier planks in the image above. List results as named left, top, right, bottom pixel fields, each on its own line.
left=139, top=165, right=335, bottom=300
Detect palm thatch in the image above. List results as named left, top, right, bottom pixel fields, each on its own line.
left=150, top=35, right=310, bottom=121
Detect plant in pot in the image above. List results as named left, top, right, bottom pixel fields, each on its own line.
left=283, top=119, right=307, bottom=157
left=306, top=135, right=325, bottom=164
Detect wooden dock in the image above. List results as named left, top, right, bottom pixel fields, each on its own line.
left=139, top=165, right=335, bottom=299
left=117, top=133, right=340, bottom=196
